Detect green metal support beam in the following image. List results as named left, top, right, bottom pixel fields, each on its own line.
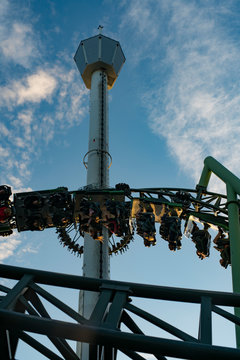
left=1, top=309, right=240, bottom=360
left=197, top=156, right=240, bottom=347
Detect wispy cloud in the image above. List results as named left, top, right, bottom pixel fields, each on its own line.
left=0, top=1, right=88, bottom=195
left=0, top=0, right=40, bottom=69
left=0, top=69, right=57, bottom=108
left=0, top=22, right=39, bottom=68
left=0, top=0, right=88, bottom=261
left=121, top=0, right=240, bottom=192
left=0, top=232, right=21, bottom=262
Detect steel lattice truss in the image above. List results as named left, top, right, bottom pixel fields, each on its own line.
left=0, top=263, right=240, bottom=360
left=0, top=186, right=232, bottom=259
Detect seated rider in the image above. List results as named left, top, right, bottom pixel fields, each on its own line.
left=168, top=242, right=177, bottom=251
left=143, top=237, right=156, bottom=247
left=24, top=194, right=43, bottom=209
left=49, top=192, right=68, bottom=208
left=52, top=213, right=70, bottom=227
left=79, top=199, right=102, bottom=238
left=191, top=222, right=211, bottom=259
left=0, top=185, right=12, bottom=202
left=160, top=210, right=182, bottom=250
left=79, top=198, right=90, bottom=216
left=79, top=200, right=101, bottom=223
left=213, top=228, right=231, bottom=268
left=136, top=206, right=156, bottom=243
left=88, top=201, right=102, bottom=224
left=220, top=246, right=231, bottom=269
left=27, top=215, right=45, bottom=231
left=89, top=223, right=103, bottom=241
left=105, top=200, right=129, bottom=237
left=0, top=206, right=12, bottom=223
left=105, top=217, right=120, bottom=236
left=172, top=191, right=191, bottom=208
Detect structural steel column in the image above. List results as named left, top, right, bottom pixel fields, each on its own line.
left=197, top=156, right=240, bottom=348
left=227, top=184, right=240, bottom=347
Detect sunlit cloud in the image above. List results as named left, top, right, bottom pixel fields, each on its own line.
left=0, top=69, right=57, bottom=107
left=0, top=65, right=88, bottom=189
left=0, top=0, right=88, bottom=192
left=121, top=0, right=240, bottom=193
left=17, top=70, right=57, bottom=104
left=0, top=0, right=39, bottom=69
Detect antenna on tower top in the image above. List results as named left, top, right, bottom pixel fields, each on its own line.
left=98, top=25, right=103, bottom=34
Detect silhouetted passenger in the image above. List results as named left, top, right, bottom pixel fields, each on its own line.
left=115, top=183, right=131, bottom=195
left=169, top=242, right=177, bottom=251
left=172, top=191, right=191, bottom=208
left=52, top=213, right=70, bottom=227
left=0, top=185, right=12, bottom=202
left=160, top=210, right=182, bottom=250
left=24, top=194, right=43, bottom=209
left=136, top=209, right=156, bottom=241
left=49, top=193, right=68, bottom=208
left=89, top=223, right=103, bottom=241
left=0, top=207, right=12, bottom=223
left=27, top=215, right=45, bottom=231
left=191, top=222, right=211, bottom=259
left=213, top=228, right=231, bottom=268
left=143, top=236, right=156, bottom=247
left=105, top=200, right=130, bottom=237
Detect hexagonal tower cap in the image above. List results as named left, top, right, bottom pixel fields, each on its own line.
left=74, top=34, right=125, bottom=89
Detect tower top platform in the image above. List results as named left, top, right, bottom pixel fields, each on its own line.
left=74, top=34, right=125, bottom=89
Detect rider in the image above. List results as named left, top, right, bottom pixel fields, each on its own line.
left=24, top=193, right=43, bottom=209
left=0, top=185, right=12, bottom=224
left=160, top=210, right=182, bottom=251
left=27, top=215, right=45, bottom=231
left=0, top=207, right=12, bottom=223
left=136, top=205, right=156, bottom=244
left=213, top=228, right=231, bottom=268
left=191, top=222, right=211, bottom=259
left=105, top=199, right=129, bottom=237
left=0, top=185, right=12, bottom=202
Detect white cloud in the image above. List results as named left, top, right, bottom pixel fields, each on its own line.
left=17, top=70, right=57, bottom=104
left=120, top=1, right=159, bottom=40
left=121, top=0, right=240, bottom=193
left=0, top=123, right=10, bottom=137
left=0, top=22, right=38, bottom=67
left=20, top=246, right=38, bottom=254
left=0, top=145, right=10, bottom=158
left=0, top=65, right=88, bottom=188
left=0, top=232, right=37, bottom=263
left=8, top=175, right=23, bottom=190
left=13, top=186, right=33, bottom=194
left=16, top=242, right=39, bottom=260
left=0, top=1, right=88, bottom=198
left=0, top=234, right=21, bottom=261
left=0, top=0, right=40, bottom=69
left=0, top=69, right=57, bottom=107
left=0, top=0, right=89, bottom=265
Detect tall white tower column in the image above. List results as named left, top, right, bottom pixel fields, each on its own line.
left=80, top=69, right=110, bottom=316
left=74, top=33, right=125, bottom=359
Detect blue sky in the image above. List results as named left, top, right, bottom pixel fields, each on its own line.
left=1, top=0, right=240, bottom=359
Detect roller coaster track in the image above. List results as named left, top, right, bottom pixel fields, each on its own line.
left=57, top=186, right=230, bottom=257
left=1, top=186, right=231, bottom=257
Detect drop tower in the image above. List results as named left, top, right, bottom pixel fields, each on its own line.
left=74, top=29, right=125, bottom=358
